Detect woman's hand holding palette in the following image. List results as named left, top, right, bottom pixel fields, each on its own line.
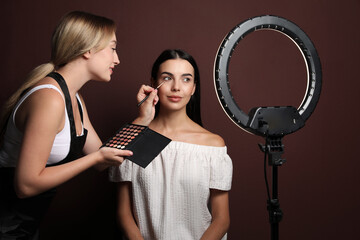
left=101, top=123, right=171, bottom=168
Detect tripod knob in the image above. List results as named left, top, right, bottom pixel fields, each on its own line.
left=267, top=199, right=283, bottom=223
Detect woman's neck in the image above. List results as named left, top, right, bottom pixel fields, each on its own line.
left=150, top=108, right=192, bottom=133
left=56, top=61, right=89, bottom=97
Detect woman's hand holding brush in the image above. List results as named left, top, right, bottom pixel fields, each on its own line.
left=133, top=84, right=162, bottom=126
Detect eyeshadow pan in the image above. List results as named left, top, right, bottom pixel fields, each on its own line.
left=101, top=123, right=148, bottom=150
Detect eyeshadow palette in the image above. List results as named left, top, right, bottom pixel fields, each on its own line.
left=101, top=123, right=171, bottom=168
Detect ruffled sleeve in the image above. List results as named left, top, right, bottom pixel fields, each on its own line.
left=209, top=148, right=233, bottom=191
left=108, top=159, right=133, bottom=182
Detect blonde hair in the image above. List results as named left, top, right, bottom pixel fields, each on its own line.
left=0, top=11, right=116, bottom=138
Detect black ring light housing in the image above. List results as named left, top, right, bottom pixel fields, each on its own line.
left=214, top=15, right=322, bottom=137
left=214, top=15, right=322, bottom=240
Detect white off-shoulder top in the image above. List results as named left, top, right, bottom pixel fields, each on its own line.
left=109, top=141, right=233, bottom=240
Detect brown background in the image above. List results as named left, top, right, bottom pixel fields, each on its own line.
left=1, top=0, right=359, bottom=239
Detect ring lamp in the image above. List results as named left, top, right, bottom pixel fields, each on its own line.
left=214, top=15, right=322, bottom=240
left=214, top=15, right=322, bottom=137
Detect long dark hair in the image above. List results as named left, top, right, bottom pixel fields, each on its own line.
left=151, top=49, right=202, bottom=126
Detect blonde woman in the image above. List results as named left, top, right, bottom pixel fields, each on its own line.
left=0, top=11, right=157, bottom=239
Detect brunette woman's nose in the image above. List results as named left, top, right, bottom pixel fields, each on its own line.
left=171, top=80, right=180, bottom=92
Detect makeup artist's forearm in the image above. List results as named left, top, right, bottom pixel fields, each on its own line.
left=16, top=152, right=101, bottom=198
left=82, top=127, right=107, bottom=171
left=132, top=117, right=152, bottom=126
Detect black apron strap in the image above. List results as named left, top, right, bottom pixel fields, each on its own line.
left=46, top=72, right=88, bottom=166
left=47, top=72, right=76, bottom=139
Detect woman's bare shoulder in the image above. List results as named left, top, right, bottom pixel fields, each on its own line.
left=201, top=131, right=225, bottom=147
left=190, top=124, right=225, bottom=147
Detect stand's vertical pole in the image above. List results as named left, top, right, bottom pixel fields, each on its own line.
left=261, top=136, right=285, bottom=240
left=271, top=166, right=279, bottom=240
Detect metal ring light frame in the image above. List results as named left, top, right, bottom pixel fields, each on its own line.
left=214, top=15, right=322, bottom=137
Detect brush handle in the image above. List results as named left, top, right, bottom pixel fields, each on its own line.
left=137, top=94, right=149, bottom=107
left=137, top=81, right=165, bottom=107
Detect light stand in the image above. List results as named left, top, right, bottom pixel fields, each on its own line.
left=259, top=135, right=285, bottom=240
left=249, top=105, right=305, bottom=240
left=213, top=16, right=322, bottom=240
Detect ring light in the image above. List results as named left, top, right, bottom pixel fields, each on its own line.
left=214, top=15, right=322, bottom=240
left=214, top=15, right=322, bottom=137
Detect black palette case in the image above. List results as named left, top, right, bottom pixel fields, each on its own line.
left=101, top=123, right=171, bottom=168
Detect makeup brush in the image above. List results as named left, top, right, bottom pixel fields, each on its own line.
left=137, top=81, right=165, bottom=107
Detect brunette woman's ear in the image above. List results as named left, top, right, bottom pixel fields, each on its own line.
left=191, top=84, right=196, bottom=95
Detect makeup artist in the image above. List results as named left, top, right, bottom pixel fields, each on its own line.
left=0, top=11, right=157, bottom=239
left=109, top=49, right=233, bottom=240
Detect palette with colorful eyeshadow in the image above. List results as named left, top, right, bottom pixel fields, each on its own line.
left=101, top=123, right=171, bottom=168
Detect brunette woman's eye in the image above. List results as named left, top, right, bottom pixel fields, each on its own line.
left=183, top=77, right=193, bottom=82
left=163, top=76, right=172, bottom=81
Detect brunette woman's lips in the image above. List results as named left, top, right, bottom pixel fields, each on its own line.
left=168, top=96, right=182, bottom=102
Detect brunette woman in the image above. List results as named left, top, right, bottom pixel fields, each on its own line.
left=110, top=49, right=233, bottom=240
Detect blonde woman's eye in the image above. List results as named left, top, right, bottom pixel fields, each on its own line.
left=112, top=48, right=117, bottom=51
